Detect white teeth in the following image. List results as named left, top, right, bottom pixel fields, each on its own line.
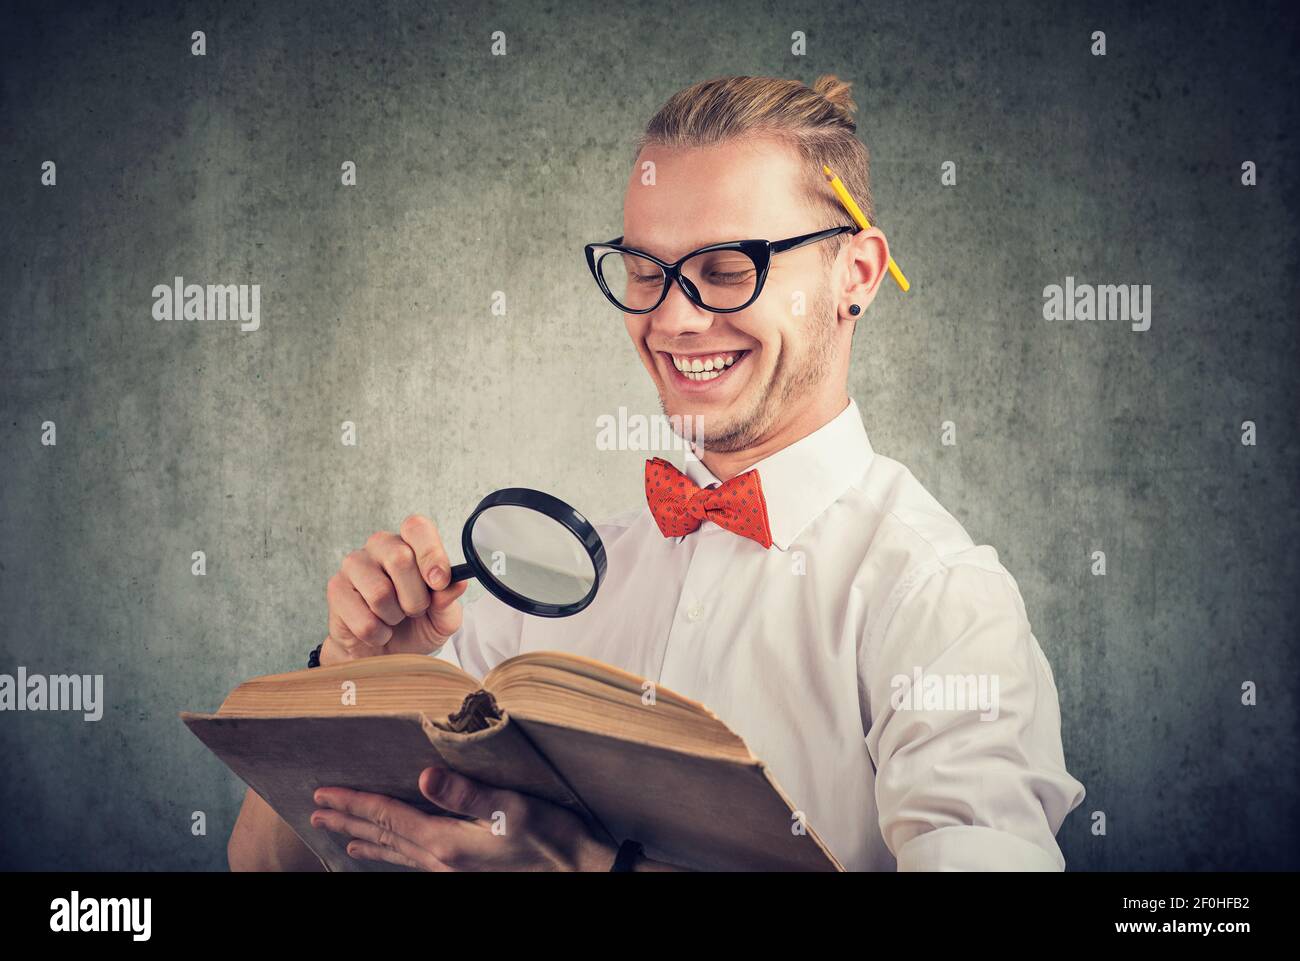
left=671, top=351, right=742, bottom=374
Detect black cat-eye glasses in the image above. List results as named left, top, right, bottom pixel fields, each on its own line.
left=584, top=225, right=857, bottom=314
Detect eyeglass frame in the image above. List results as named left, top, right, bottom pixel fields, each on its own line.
left=583, top=225, right=859, bottom=314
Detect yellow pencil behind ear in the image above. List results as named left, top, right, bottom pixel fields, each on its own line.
left=822, top=165, right=910, bottom=292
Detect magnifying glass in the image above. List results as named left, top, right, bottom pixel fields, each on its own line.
left=447, top=489, right=608, bottom=618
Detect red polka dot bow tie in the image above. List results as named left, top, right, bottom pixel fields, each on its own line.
left=644, top=457, right=774, bottom=549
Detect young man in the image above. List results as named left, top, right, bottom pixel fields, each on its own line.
left=229, top=75, right=1085, bottom=872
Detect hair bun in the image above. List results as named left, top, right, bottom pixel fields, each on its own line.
left=812, top=75, right=857, bottom=118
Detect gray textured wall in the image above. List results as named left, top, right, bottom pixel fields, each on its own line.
left=1, top=0, right=1296, bottom=870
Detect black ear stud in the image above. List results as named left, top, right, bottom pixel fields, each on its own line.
left=848, top=304, right=861, bottom=316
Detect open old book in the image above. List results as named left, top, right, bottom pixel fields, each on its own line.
left=182, top=652, right=843, bottom=872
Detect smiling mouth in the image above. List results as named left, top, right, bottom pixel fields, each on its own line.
left=660, top=349, right=751, bottom=384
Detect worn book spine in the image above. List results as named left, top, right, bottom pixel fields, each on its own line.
left=421, top=690, right=617, bottom=847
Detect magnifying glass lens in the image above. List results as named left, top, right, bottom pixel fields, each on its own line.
left=469, top=505, right=597, bottom=606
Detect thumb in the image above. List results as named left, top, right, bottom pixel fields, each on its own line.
left=419, top=766, right=476, bottom=817
left=419, top=766, right=497, bottom=822
left=424, top=580, right=468, bottom=639
left=418, top=767, right=448, bottom=807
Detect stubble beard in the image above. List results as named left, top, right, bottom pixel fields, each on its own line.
left=658, top=285, right=839, bottom=454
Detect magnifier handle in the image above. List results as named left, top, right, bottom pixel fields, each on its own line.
left=448, top=562, right=475, bottom=584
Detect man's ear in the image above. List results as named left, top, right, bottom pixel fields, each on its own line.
left=837, top=226, right=889, bottom=318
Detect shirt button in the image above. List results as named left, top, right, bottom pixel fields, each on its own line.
left=686, top=603, right=704, bottom=622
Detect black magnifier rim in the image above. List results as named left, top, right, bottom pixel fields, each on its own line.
left=460, top=488, right=608, bottom=618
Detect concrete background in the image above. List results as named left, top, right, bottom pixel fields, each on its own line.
left=1, top=0, right=1297, bottom=870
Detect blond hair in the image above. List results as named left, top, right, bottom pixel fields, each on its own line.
left=634, top=75, right=872, bottom=268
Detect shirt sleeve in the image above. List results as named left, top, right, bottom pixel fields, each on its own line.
left=862, top=561, right=1086, bottom=871
left=432, top=586, right=526, bottom=680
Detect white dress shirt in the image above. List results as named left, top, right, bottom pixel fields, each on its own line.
left=436, top=396, right=1086, bottom=871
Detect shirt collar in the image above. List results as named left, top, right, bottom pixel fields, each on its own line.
left=679, top=397, right=874, bottom=551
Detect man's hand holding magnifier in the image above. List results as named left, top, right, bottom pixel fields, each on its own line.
left=318, top=513, right=469, bottom=667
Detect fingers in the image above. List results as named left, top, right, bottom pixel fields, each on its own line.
left=313, top=786, right=471, bottom=869
left=326, top=514, right=462, bottom=659
left=400, top=514, right=466, bottom=641
left=364, top=530, right=431, bottom=619
left=341, top=547, right=406, bottom=626
left=424, top=578, right=469, bottom=639
left=310, top=807, right=447, bottom=871
left=343, top=839, right=429, bottom=870
left=399, top=514, right=453, bottom=591
left=326, top=572, right=392, bottom=655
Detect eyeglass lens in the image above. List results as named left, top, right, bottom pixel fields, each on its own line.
left=596, top=248, right=759, bottom=311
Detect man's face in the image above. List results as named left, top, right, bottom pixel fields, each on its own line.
left=620, top=137, right=844, bottom=453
